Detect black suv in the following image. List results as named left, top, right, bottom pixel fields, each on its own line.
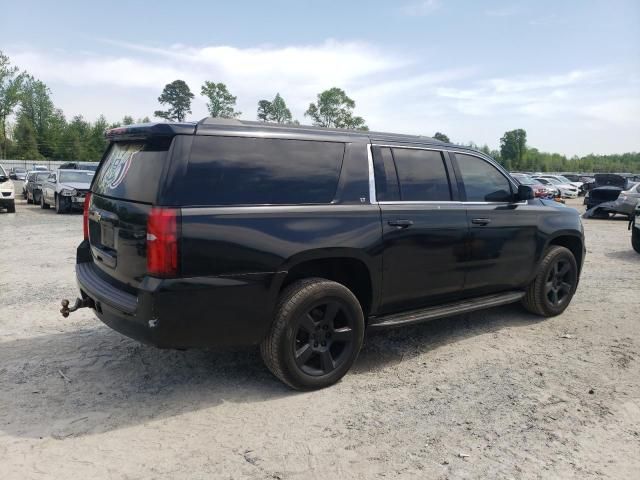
left=63, top=119, right=585, bottom=390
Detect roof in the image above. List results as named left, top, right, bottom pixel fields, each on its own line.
left=196, top=117, right=444, bottom=146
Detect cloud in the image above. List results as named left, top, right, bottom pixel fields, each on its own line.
left=5, top=40, right=639, bottom=155
left=401, top=0, right=441, bottom=16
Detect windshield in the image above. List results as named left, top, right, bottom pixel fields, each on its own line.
left=59, top=171, right=95, bottom=184
left=556, top=176, right=572, bottom=183
left=35, top=172, right=49, bottom=181
left=544, top=178, right=562, bottom=185
left=15, top=168, right=26, bottom=173
left=513, top=174, right=537, bottom=185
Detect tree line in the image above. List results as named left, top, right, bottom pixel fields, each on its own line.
left=1, top=50, right=638, bottom=172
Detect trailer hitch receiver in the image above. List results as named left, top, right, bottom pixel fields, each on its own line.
left=60, top=297, right=94, bottom=318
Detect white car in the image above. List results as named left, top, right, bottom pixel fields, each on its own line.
left=539, top=174, right=583, bottom=191
left=0, top=164, right=16, bottom=213
left=534, top=177, right=579, bottom=198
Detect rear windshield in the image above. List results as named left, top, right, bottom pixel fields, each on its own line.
left=93, top=138, right=171, bottom=203
left=174, top=136, right=344, bottom=206
left=59, top=171, right=95, bottom=184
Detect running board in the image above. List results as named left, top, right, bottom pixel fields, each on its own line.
left=368, top=291, right=525, bottom=329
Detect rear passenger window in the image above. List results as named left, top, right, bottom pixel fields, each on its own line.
left=373, top=147, right=400, bottom=201
left=182, top=137, right=344, bottom=205
left=392, top=148, right=451, bottom=201
left=455, top=154, right=513, bottom=202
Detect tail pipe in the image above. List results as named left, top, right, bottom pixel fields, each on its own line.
left=60, top=297, right=94, bottom=318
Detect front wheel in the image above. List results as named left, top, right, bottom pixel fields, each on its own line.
left=522, top=246, right=578, bottom=317
left=55, top=195, right=66, bottom=214
left=6, top=200, right=15, bottom=213
left=261, top=278, right=365, bottom=390
left=41, top=193, right=49, bottom=209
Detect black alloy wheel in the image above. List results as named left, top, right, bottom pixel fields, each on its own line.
left=293, top=300, right=357, bottom=376
left=544, top=259, right=573, bottom=308
left=522, top=245, right=578, bottom=317
left=261, top=278, right=365, bottom=390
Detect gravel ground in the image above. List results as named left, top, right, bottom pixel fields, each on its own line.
left=1, top=190, right=639, bottom=479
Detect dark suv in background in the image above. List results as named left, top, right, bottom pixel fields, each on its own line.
left=63, top=119, right=585, bottom=390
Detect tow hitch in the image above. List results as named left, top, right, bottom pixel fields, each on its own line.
left=60, top=298, right=94, bottom=318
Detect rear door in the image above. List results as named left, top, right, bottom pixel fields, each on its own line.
left=374, top=145, right=468, bottom=313
left=451, top=152, right=539, bottom=295
left=89, top=136, right=175, bottom=289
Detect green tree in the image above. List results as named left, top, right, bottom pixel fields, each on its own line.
left=500, top=129, right=527, bottom=170
left=257, top=100, right=271, bottom=121
left=433, top=132, right=450, bottom=143
left=138, top=116, right=151, bottom=123
left=201, top=81, right=241, bottom=118
left=0, top=51, right=26, bottom=158
left=122, top=115, right=134, bottom=125
left=256, top=93, right=293, bottom=124
left=13, top=115, right=42, bottom=159
left=305, top=87, right=368, bottom=130
left=154, top=80, right=194, bottom=122
left=18, top=76, right=55, bottom=157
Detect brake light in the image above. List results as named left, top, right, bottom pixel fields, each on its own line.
left=83, top=193, right=92, bottom=240
left=147, top=207, right=179, bottom=277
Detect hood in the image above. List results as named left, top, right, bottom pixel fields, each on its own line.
left=594, top=174, right=627, bottom=188
left=59, top=182, right=91, bottom=190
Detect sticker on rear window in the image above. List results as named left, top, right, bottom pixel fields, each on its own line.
left=99, top=143, right=143, bottom=190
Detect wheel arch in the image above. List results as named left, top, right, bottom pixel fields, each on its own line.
left=272, top=249, right=379, bottom=318
left=546, top=233, right=584, bottom=274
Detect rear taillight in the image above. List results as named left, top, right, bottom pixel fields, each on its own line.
left=146, top=207, right=180, bottom=277
left=83, top=193, right=92, bottom=240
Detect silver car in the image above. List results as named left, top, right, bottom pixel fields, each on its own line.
left=40, top=169, right=94, bottom=213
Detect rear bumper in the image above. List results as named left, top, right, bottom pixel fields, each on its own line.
left=75, top=241, right=279, bottom=348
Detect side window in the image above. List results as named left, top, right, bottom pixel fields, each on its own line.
left=180, top=137, right=344, bottom=205
left=372, top=147, right=400, bottom=201
left=392, top=148, right=451, bottom=201
left=455, top=154, right=513, bottom=202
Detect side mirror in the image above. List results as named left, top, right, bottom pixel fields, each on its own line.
left=517, top=185, right=534, bottom=201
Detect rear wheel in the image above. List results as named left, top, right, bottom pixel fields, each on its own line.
left=522, top=246, right=578, bottom=317
left=261, top=278, right=365, bottom=390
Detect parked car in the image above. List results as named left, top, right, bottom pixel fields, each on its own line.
left=583, top=174, right=633, bottom=219
left=61, top=119, right=585, bottom=390
left=534, top=177, right=577, bottom=198
left=40, top=169, right=94, bottom=213
left=9, top=167, right=27, bottom=181
left=59, top=161, right=99, bottom=171
left=630, top=206, right=640, bottom=254
left=24, top=170, right=50, bottom=204
left=538, top=174, right=584, bottom=194
left=0, top=164, right=16, bottom=213
left=32, top=165, right=49, bottom=172
left=510, top=173, right=554, bottom=198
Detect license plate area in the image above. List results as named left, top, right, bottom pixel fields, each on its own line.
left=101, top=223, right=115, bottom=249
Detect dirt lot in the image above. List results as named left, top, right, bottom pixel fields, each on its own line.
left=1, top=191, right=639, bottom=479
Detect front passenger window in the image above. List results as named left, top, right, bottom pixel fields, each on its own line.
left=456, top=154, right=512, bottom=202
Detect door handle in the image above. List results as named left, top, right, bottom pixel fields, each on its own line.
left=388, top=219, right=414, bottom=228
left=471, top=218, right=491, bottom=226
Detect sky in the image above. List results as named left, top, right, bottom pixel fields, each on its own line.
left=2, top=0, right=639, bottom=156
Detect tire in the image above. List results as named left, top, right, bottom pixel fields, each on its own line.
left=27, top=192, right=33, bottom=204
left=522, top=246, right=578, bottom=317
left=261, top=278, right=365, bottom=390
left=632, top=227, right=640, bottom=254
left=55, top=194, right=65, bottom=214
left=40, top=193, right=49, bottom=209
left=6, top=200, right=15, bottom=213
